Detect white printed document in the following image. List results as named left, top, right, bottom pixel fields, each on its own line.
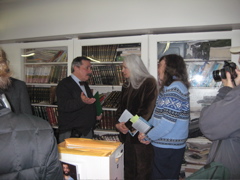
left=118, top=109, right=133, bottom=122
left=118, top=109, right=152, bottom=136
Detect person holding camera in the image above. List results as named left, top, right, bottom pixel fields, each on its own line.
left=199, top=53, right=240, bottom=179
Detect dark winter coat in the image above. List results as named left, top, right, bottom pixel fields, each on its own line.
left=0, top=108, right=63, bottom=180
left=116, top=77, right=158, bottom=143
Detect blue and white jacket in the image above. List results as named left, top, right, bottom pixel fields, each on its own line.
left=145, top=81, right=190, bottom=149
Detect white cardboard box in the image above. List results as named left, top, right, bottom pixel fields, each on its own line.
left=59, top=142, right=124, bottom=180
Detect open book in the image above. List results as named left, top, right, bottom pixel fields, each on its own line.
left=118, top=109, right=152, bottom=136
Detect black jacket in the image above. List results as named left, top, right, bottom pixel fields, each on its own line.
left=0, top=108, right=63, bottom=180
left=56, top=76, right=97, bottom=135
left=0, top=77, right=32, bottom=114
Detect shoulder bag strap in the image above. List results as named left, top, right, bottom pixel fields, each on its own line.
left=211, top=140, right=222, bottom=162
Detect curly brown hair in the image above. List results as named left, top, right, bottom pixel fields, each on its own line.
left=159, top=54, right=190, bottom=91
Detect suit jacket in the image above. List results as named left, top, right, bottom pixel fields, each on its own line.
left=56, top=76, right=97, bottom=135
left=0, top=77, right=32, bottom=114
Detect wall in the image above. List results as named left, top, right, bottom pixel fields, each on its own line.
left=0, top=0, right=240, bottom=80
left=0, top=0, right=240, bottom=43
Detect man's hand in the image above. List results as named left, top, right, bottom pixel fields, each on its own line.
left=234, top=68, right=240, bottom=86
left=222, top=72, right=234, bottom=87
left=81, top=92, right=96, bottom=104
left=222, top=69, right=240, bottom=88
left=115, top=122, right=129, bottom=134
left=96, top=113, right=102, bottom=120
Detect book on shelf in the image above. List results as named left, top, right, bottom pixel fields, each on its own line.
left=32, top=105, right=58, bottom=126
left=89, top=65, right=123, bottom=85
left=83, top=44, right=142, bottom=62
left=25, top=66, right=34, bottom=83
left=49, top=86, right=57, bottom=105
left=51, top=50, right=67, bottom=62
left=93, top=134, right=120, bottom=142
left=25, top=64, right=67, bottom=84
left=101, top=91, right=121, bottom=108
left=25, top=48, right=67, bottom=63
left=27, top=86, right=57, bottom=104
left=83, top=45, right=118, bottom=62
left=97, top=110, right=116, bottom=130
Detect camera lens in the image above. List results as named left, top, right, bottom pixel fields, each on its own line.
left=213, top=70, right=222, bottom=82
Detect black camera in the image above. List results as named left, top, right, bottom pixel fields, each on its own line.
left=213, top=61, right=237, bottom=82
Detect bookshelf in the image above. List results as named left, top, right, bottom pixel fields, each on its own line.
left=20, top=40, right=74, bottom=127
left=74, top=36, right=149, bottom=136
left=15, top=31, right=239, bottom=141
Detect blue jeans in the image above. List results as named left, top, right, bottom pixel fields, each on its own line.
left=152, top=146, right=185, bottom=180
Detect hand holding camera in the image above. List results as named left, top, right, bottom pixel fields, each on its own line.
left=213, top=61, right=240, bottom=87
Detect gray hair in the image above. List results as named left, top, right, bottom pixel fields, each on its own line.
left=124, top=54, right=153, bottom=89
left=71, top=56, right=91, bottom=73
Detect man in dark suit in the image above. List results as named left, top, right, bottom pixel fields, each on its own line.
left=56, top=56, right=101, bottom=143
left=0, top=47, right=32, bottom=114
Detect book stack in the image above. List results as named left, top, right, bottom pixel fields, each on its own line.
left=182, top=137, right=212, bottom=177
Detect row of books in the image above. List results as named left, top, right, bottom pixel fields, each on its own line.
left=32, top=105, right=58, bottom=126
left=25, top=65, right=67, bottom=84
left=93, top=134, right=120, bottom=142
left=27, top=87, right=119, bottom=107
left=27, top=86, right=57, bottom=104
left=24, top=49, right=67, bottom=63
left=101, top=91, right=121, bottom=108
left=82, top=45, right=118, bottom=62
left=187, top=61, right=224, bottom=87
left=82, top=43, right=141, bottom=62
left=88, top=64, right=125, bottom=85
left=96, top=110, right=117, bottom=130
